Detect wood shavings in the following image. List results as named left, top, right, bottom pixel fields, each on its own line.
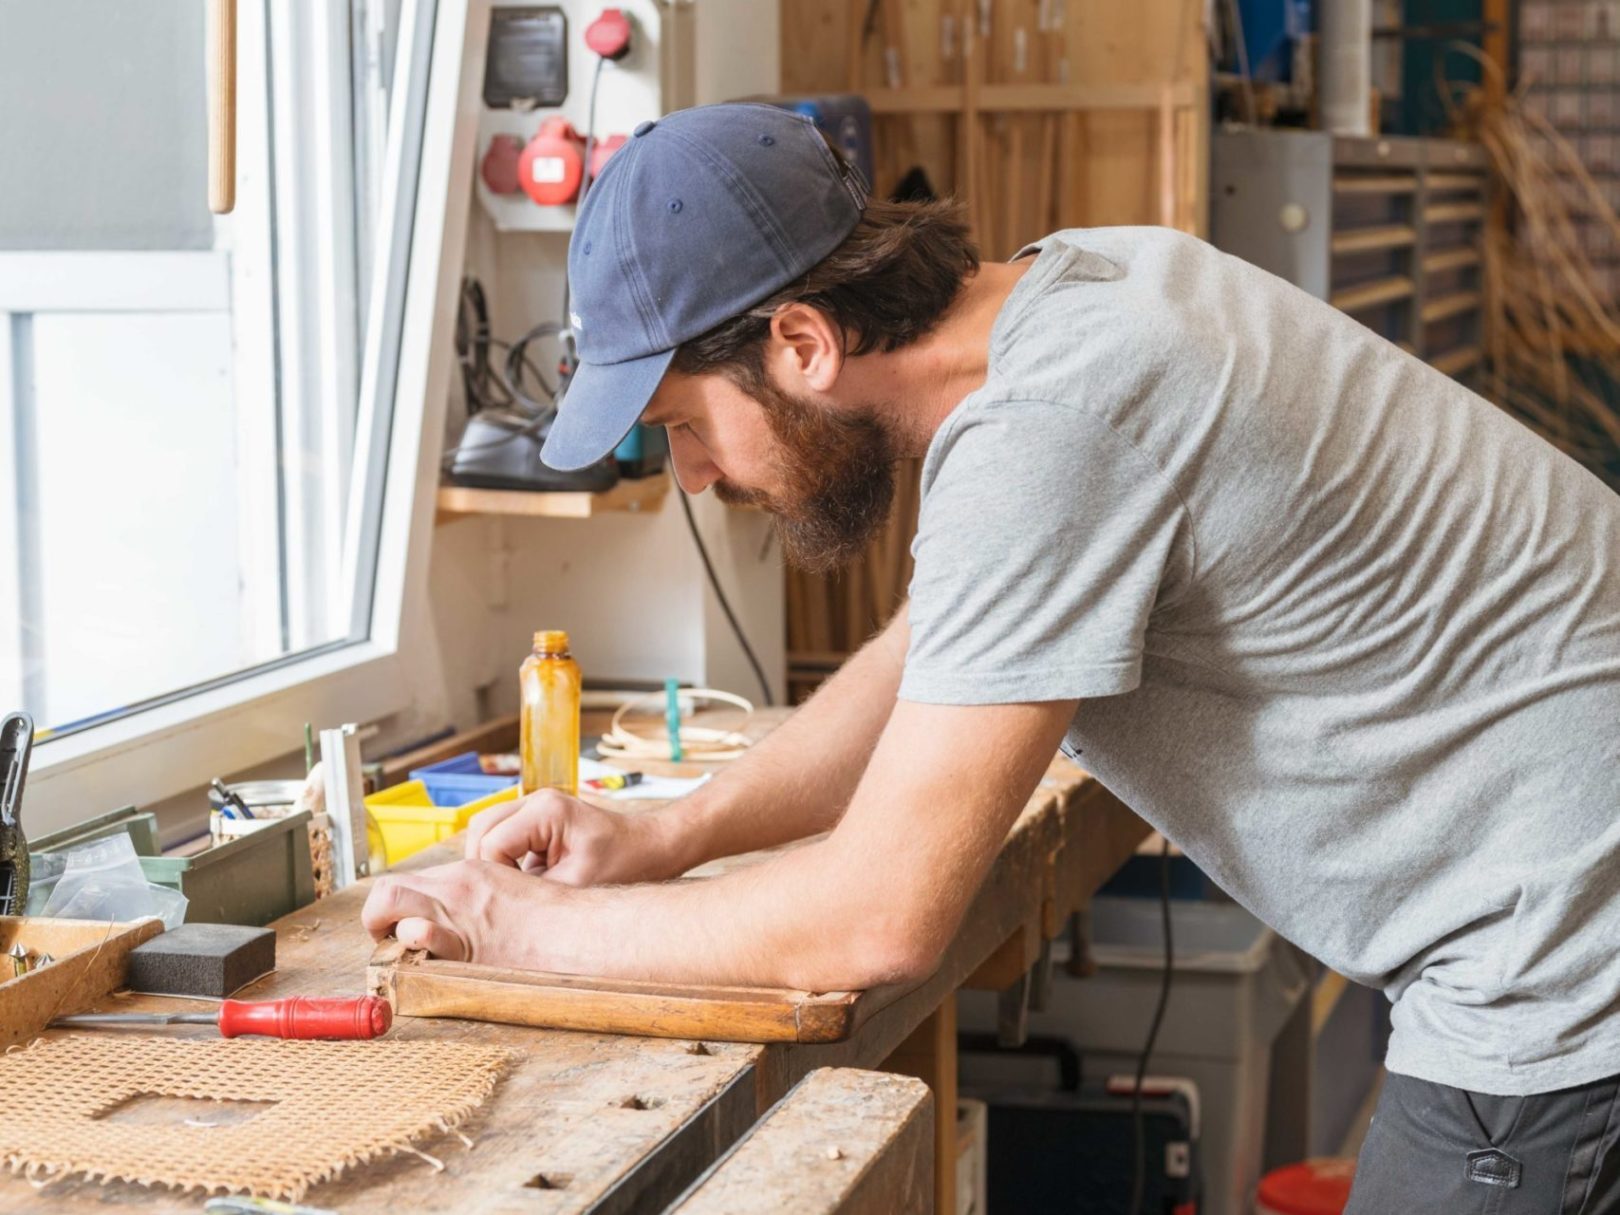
left=433, top=1116, right=475, bottom=1150
left=398, top=1146, right=445, bottom=1172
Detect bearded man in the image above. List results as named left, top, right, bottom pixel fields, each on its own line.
left=364, top=104, right=1620, bottom=1210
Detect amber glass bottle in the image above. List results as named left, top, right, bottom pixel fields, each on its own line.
left=519, top=630, right=580, bottom=796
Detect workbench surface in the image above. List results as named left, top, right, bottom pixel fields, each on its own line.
left=0, top=709, right=1148, bottom=1214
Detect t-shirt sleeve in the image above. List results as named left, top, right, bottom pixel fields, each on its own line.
left=899, top=399, right=1193, bottom=705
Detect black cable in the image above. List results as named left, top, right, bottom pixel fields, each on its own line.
left=676, top=486, right=775, bottom=708
left=457, top=277, right=514, bottom=416
left=559, top=56, right=609, bottom=381
left=499, top=323, right=567, bottom=409
left=1129, top=836, right=1175, bottom=1215
left=441, top=287, right=569, bottom=472
left=579, top=55, right=607, bottom=207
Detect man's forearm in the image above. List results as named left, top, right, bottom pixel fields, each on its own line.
left=365, top=697, right=1079, bottom=982
left=514, top=698, right=1076, bottom=991
left=651, top=604, right=910, bottom=874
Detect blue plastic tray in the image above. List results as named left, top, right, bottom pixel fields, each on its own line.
left=409, top=752, right=518, bottom=807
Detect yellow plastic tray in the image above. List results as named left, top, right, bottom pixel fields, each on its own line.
left=365, top=780, right=520, bottom=868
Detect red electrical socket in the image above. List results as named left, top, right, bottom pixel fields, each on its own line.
left=480, top=134, right=524, bottom=195
left=585, top=8, right=632, bottom=60
left=518, top=118, right=587, bottom=206
left=589, top=133, right=627, bottom=181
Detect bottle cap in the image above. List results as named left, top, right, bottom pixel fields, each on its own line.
left=533, top=630, right=570, bottom=653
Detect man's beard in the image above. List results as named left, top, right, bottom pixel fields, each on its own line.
left=712, top=380, right=897, bottom=574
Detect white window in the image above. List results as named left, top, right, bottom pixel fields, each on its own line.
left=1, top=0, right=479, bottom=831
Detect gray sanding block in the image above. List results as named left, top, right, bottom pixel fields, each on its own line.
left=125, top=923, right=276, bottom=998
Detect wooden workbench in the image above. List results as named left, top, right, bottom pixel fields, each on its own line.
left=0, top=709, right=1148, bottom=1214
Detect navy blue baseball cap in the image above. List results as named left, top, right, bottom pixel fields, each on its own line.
left=539, top=103, right=868, bottom=471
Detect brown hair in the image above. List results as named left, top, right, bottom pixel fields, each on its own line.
left=673, top=197, right=980, bottom=386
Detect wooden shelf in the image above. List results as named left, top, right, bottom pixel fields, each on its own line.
left=1331, top=224, right=1416, bottom=255
left=435, top=474, right=671, bottom=525
left=1422, top=290, right=1482, bottom=324
left=1431, top=345, right=1483, bottom=376
left=1333, top=174, right=1417, bottom=194
left=1424, top=200, right=1485, bottom=225
left=1425, top=172, right=1485, bottom=193
left=864, top=81, right=1199, bottom=116
left=1423, top=246, right=1481, bottom=274
left=1331, top=275, right=1414, bottom=312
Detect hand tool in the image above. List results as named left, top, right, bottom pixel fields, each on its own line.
left=205, top=1197, right=338, bottom=1215
left=585, top=770, right=642, bottom=791
left=0, top=712, right=33, bottom=917
left=210, top=777, right=255, bottom=819
left=51, top=995, right=392, bottom=1039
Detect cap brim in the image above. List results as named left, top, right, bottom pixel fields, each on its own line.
left=540, top=346, right=677, bottom=471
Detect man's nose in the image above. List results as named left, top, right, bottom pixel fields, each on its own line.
left=667, top=428, right=720, bottom=494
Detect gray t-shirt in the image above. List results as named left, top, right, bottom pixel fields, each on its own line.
left=899, top=228, right=1620, bottom=1096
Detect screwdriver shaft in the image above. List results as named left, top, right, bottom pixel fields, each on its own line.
left=52, top=1012, right=216, bottom=1027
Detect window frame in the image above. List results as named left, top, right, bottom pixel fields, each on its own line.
left=24, top=0, right=487, bottom=835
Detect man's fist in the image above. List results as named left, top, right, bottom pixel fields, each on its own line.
left=362, top=858, right=567, bottom=966
left=462, top=788, right=681, bottom=886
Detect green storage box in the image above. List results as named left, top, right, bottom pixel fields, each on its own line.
left=29, top=805, right=161, bottom=858
left=31, top=806, right=316, bottom=927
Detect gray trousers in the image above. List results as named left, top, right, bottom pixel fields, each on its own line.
left=1346, top=1071, right=1620, bottom=1214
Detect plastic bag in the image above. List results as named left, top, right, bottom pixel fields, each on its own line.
left=23, top=849, right=67, bottom=917
left=33, top=834, right=187, bottom=929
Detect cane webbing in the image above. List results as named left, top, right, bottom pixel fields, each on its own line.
left=0, top=1035, right=510, bottom=1200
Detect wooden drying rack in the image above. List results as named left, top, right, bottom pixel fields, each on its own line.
left=780, top=1, right=1210, bottom=691
left=830, top=0, right=1209, bottom=251
left=862, top=80, right=1203, bottom=238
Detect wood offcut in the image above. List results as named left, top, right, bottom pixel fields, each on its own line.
left=0, top=917, right=165, bottom=1051
left=367, top=940, right=881, bottom=1044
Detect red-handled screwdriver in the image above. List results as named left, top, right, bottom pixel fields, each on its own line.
left=51, top=996, right=392, bottom=1040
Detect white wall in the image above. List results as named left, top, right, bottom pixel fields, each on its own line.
left=425, top=496, right=786, bottom=726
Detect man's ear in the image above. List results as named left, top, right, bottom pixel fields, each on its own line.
left=767, top=303, right=844, bottom=395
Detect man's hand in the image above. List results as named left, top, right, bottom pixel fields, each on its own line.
left=361, top=695, right=1079, bottom=992
left=361, top=859, right=573, bottom=967
left=463, top=789, right=685, bottom=885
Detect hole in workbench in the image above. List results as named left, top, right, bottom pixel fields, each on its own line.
left=685, top=1042, right=712, bottom=1056
left=619, top=1095, right=664, bottom=1111
left=524, top=1172, right=573, bottom=1190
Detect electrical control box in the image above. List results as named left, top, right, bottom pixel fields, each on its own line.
left=474, top=0, right=778, bottom=234
left=483, top=6, right=570, bottom=109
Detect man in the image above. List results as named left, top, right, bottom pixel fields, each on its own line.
left=364, top=104, right=1620, bottom=1209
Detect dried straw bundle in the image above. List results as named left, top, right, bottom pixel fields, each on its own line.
left=1446, top=50, right=1620, bottom=481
